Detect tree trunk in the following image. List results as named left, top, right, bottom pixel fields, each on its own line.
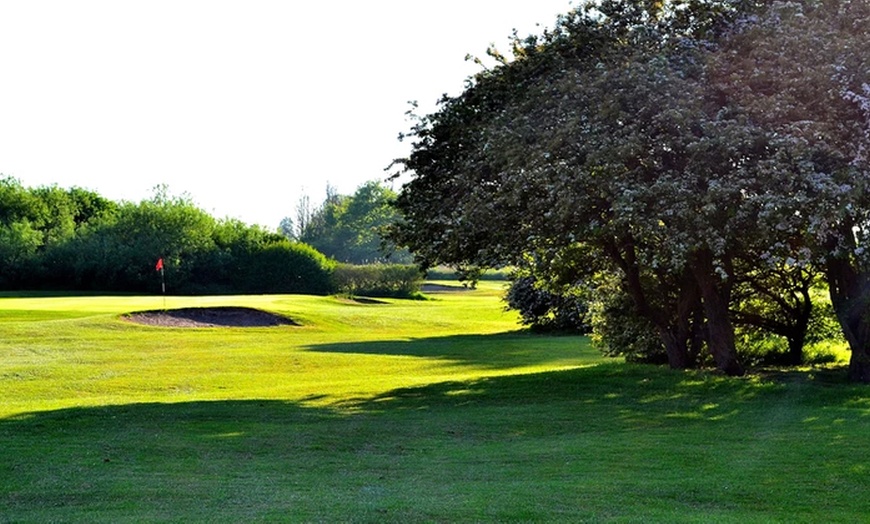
left=689, top=304, right=706, bottom=365
left=659, top=329, right=691, bottom=369
left=691, top=250, right=745, bottom=376
left=825, top=255, right=870, bottom=383
left=850, top=349, right=870, bottom=384
left=785, top=331, right=807, bottom=366
left=785, top=290, right=811, bottom=366
left=608, top=241, right=697, bottom=370
left=672, top=268, right=702, bottom=369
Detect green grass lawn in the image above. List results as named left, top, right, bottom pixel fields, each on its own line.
left=1, top=284, right=869, bottom=522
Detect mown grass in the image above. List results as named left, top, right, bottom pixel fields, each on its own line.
left=1, top=284, right=869, bottom=522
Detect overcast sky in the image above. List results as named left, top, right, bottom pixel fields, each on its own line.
left=0, top=1, right=573, bottom=229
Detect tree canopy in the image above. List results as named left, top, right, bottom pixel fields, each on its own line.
left=391, top=0, right=870, bottom=380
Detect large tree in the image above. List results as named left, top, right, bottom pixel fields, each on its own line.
left=395, top=0, right=870, bottom=380
left=707, top=0, right=870, bottom=380
left=393, top=0, right=776, bottom=375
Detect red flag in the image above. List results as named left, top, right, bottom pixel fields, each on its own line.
left=155, top=258, right=164, bottom=271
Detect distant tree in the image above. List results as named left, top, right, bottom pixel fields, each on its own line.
left=293, top=191, right=317, bottom=240
left=284, top=181, right=411, bottom=264
left=0, top=177, right=44, bottom=226
left=0, top=221, right=42, bottom=288
left=0, top=179, right=335, bottom=295
left=278, top=216, right=297, bottom=241
left=0, top=177, right=118, bottom=289
left=55, top=186, right=218, bottom=292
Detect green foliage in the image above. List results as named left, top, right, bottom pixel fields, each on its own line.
left=736, top=293, right=844, bottom=367
left=332, top=263, right=424, bottom=298
left=505, top=275, right=589, bottom=333
left=392, top=0, right=763, bottom=375
left=0, top=180, right=335, bottom=295
left=391, top=0, right=870, bottom=377
left=237, top=241, right=335, bottom=295
left=288, top=180, right=412, bottom=264
left=709, top=0, right=870, bottom=381
left=113, top=190, right=217, bottom=291
left=504, top=245, right=599, bottom=333
left=587, top=273, right=670, bottom=364
left=806, top=297, right=844, bottom=347
left=0, top=221, right=42, bottom=287
left=0, top=177, right=119, bottom=289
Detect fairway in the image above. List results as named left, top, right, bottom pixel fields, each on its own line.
left=0, top=285, right=590, bottom=419
left=2, top=286, right=870, bottom=522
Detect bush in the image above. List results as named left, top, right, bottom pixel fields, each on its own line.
left=332, top=264, right=424, bottom=298
left=425, top=265, right=511, bottom=283
left=587, top=276, right=667, bottom=364
left=237, top=241, right=335, bottom=295
left=505, top=275, right=589, bottom=333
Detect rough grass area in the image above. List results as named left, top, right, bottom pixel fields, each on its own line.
left=0, top=287, right=868, bottom=522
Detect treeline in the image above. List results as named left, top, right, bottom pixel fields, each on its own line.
left=0, top=177, right=421, bottom=296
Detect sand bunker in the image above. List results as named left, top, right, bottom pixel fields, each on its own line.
left=124, top=306, right=297, bottom=328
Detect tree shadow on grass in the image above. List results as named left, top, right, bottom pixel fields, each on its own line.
left=303, top=330, right=597, bottom=370
left=2, top=364, right=868, bottom=521
left=339, top=362, right=768, bottom=421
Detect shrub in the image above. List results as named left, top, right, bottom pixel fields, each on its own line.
left=426, top=265, right=511, bottom=282
left=505, top=275, right=589, bottom=333
left=587, top=276, right=668, bottom=364
left=332, top=264, right=424, bottom=298
left=236, top=241, right=335, bottom=295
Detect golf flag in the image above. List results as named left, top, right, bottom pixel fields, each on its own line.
left=156, top=257, right=166, bottom=304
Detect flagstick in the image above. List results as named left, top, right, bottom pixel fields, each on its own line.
left=156, top=257, right=166, bottom=311
left=161, top=266, right=166, bottom=310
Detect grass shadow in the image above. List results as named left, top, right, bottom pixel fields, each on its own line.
left=303, top=330, right=596, bottom=369
left=339, top=362, right=800, bottom=423
left=3, top=364, right=870, bottom=522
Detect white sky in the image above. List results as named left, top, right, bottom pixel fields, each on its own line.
left=0, top=1, right=573, bottom=230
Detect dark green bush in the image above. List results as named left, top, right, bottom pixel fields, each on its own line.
left=505, top=275, right=589, bottom=333
left=237, top=242, right=335, bottom=295
left=0, top=181, right=338, bottom=296
left=587, top=275, right=668, bottom=364
left=425, top=265, right=510, bottom=282
left=332, top=264, right=424, bottom=298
